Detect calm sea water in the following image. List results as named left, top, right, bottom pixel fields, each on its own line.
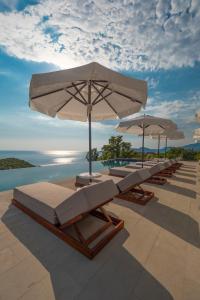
left=0, top=150, right=106, bottom=192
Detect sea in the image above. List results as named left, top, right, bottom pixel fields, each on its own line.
left=0, top=150, right=107, bottom=192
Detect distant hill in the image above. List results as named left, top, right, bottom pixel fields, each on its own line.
left=182, top=143, right=200, bottom=151
left=133, top=143, right=200, bottom=153
left=0, top=158, right=35, bottom=170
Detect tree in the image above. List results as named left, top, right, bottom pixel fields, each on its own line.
left=85, top=148, right=99, bottom=161
left=99, top=135, right=136, bottom=160
left=166, top=147, right=199, bottom=161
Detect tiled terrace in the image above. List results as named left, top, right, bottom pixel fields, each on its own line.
left=0, top=161, right=199, bottom=300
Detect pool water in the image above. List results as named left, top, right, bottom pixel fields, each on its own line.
left=0, top=151, right=136, bottom=192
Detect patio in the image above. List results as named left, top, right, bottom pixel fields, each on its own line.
left=0, top=161, right=199, bottom=300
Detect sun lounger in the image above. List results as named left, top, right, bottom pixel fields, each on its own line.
left=12, top=181, right=124, bottom=259
left=168, top=160, right=182, bottom=170
left=136, top=161, right=158, bottom=166
left=109, top=164, right=168, bottom=184
left=94, top=170, right=155, bottom=205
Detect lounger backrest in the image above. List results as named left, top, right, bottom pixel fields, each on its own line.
left=158, top=163, right=166, bottom=171
left=117, top=169, right=150, bottom=192
left=163, top=162, right=170, bottom=168
left=138, top=168, right=151, bottom=181
left=55, top=180, right=118, bottom=225
left=148, top=164, right=161, bottom=175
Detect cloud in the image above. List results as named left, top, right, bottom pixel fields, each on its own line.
left=0, top=0, right=200, bottom=70
left=122, top=90, right=200, bottom=129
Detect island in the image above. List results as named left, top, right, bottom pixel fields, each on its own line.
left=0, top=158, right=35, bottom=170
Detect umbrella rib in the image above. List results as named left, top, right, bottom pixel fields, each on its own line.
left=57, top=83, right=87, bottom=113
left=103, top=97, right=119, bottom=117
left=30, top=81, right=86, bottom=100
left=94, top=82, right=142, bottom=105
left=94, top=91, right=113, bottom=106
left=64, top=88, right=87, bottom=106
left=91, top=82, right=109, bottom=105
left=71, top=82, right=87, bottom=104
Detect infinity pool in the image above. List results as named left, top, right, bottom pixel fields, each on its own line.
left=0, top=159, right=134, bottom=192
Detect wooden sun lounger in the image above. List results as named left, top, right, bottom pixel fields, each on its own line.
left=108, top=170, right=155, bottom=205
left=109, top=165, right=168, bottom=185
left=116, top=185, right=154, bottom=205
left=12, top=181, right=124, bottom=259
left=77, top=170, right=155, bottom=206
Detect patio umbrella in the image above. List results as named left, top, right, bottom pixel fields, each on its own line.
left=193, top=128, right=200, bottom=141
left=116, top=115, right=177, bottom=167
left=151, top=130, right=185, bottom=159
left=29, top=62, right=147, bottom=176
left=195, top=112, right=200, bottom=123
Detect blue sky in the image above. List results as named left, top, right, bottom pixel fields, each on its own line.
left=0, top=0, right=200, bottom=150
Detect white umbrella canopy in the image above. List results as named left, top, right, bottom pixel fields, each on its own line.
left=116, top=115, right=177, bottom=166
left=150, top=130, right=185, bottom=158
left=193, top=128, right=200, bottom=140
left=116, top=115, right=177, bottom=133
left=29, top=62, right=147, bottom=175
left=195, top=112, right=200, bottom=123
left=150, top=130, right=185, bottom=140
left=30, top=62, right=147, bottom=121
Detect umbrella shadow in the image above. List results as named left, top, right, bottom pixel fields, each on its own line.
left=114, top=197, right=200, bottom=248
left=2, top=204, right=173, bottom=300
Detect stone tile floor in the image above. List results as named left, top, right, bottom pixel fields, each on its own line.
left=0, top=161, right=199, bottom=300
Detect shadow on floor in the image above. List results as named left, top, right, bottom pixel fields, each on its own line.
left=2, top=205, right=173, bottom=300
left=175, top=171, right=196, bottom=178
left=159, top=182, right=196, bottom=199
left=171, top=175, right=196, bottom=185
left=114, top=197, right=200, bottom=249
left=181, top=166, right=196, bottom=171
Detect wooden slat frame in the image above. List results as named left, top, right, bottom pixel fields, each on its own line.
left=12, top=199, right=124, bottom=259
left=116, top=186, right=154, bottom=206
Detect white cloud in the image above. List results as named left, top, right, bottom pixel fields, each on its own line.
left=122, top=90, right=200, bottom=129
left=0, top=0, right=199, bottom=70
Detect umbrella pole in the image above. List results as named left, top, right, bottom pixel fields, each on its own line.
left=88, top=81, right=92, bottom=176
left=165, top=137, right=167, bottom=159
left=142, top=124, right=145, bottom=168
left=157, top=134, right=160, bottom=158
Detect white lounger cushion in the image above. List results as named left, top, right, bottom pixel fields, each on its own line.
left=148, top=165, right=161, bottom=175
left=94, top=174, right=122, bottom=185
left=117, top=170, right=147, bottom=192
left=96, top=170, right=151, bottom=193
left=14, top=180, right=118, bottom=226
left=55, top=180, right=118, bottom=225
left=158, top=163, right=166, bottom=171
left=14, top=182, right=75, bottom=224
left=138, top=168, right=151, bottom=181
left=109, top=167, right=132, bottom=177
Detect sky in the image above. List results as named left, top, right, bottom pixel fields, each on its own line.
left=0, top=0, right=200, bottom=151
